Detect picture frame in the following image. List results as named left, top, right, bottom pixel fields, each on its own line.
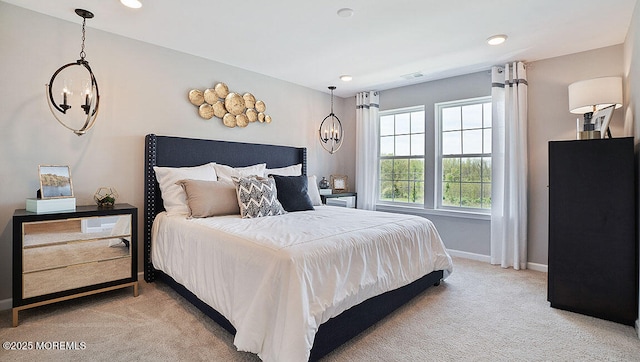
left=593, top=105, right=615, bottom=139
left=330, top=175, right=348, bottom=192
left=39, top=165, right=74, bottom=199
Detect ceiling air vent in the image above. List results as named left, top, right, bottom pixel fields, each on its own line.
left=401, top=72, right=424, bottom=80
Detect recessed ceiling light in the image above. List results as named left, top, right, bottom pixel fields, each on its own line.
left=337, top=8, right=354, bottom=18
left=340, top=75, right=353, bottom=82
left=487, top=34, right=507, bottom=45
left=120, top=0, right=142, bottom=9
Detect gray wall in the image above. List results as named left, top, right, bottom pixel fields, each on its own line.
left=376, top=45, right=627, bottom=267
left=527, top=45, right=625, bottom=266
left=376, top=72, right=492, bottom=257
left=0, top=3, right=355, bottom=303
left=622, top=0, right=640, bottom=334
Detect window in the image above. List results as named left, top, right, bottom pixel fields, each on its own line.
left=378, top=107, right=425, bottom=204
left=436, top=97, right=492, bottom=211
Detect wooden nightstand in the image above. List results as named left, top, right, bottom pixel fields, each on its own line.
left=12, top=203, right=138, bottom=326
left=321, top=192, right=357, bottom=208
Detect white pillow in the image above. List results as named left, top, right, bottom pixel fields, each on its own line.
left=214, top=163, right=266, bottom=183
left=307, top=175, right=323, bottom=206
left=265, top=164, right=302, bottom=176
left=153, top=163, right=217, bottom=216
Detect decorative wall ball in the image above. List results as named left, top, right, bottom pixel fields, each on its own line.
left=188, top=89, right=204, bottom=106
left=223, top=113, right=237, bottom=128
left=212, top=101, right=226, bottom=118
left=243, top=93, right=256, bottom=109
left=246, top=108, right=258, bottom=122
left=255, top=100, right=266, bottom=113
left=198, top=103, right=214, bottom=119
left=265, top=115, right=272, bottom=123
left=257, top=112, right=265, bottom=122
left=214, top=82, right=229, bottom=98
left=204, top=88, right=218, bottom=104
left=236, top=113, right=249, bottom=127
left=225, top=92, right=246, bottom=115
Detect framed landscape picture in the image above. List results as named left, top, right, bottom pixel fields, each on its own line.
left=39, top=165, right=74, bottom=199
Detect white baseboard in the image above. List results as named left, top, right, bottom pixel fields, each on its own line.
left=0, top=272, right=147, bottom=312
left=447, top=249, right=548, bottom=273
left=446, top=249, right=491, bottom=263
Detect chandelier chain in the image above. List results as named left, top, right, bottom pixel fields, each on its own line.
left=80, top=17, right=87, bottom=60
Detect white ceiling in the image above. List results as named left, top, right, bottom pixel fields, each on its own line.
left=4, top=0, right=637, bottom=97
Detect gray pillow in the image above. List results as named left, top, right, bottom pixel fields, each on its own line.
left=177, top=179, right=240, bottom=218
left=233, top=176, right=286, bottom=218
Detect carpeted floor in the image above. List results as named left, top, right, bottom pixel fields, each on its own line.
left=1, top=257, right=638, bottom=361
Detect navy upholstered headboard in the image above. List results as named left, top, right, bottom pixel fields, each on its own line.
left=143, top=134, right=307, bottom=281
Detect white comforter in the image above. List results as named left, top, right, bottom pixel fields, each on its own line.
left=152, top=206, right=453, bottom=362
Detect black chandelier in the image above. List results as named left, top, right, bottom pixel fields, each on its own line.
left=46, top=9, right=100, bottom=136
left=318, top=86, right=343, bottom=154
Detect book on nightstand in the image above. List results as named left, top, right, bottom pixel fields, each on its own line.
left=318, top=189, right=332, bottom=195
left=26, top=197, right=76, bottom=213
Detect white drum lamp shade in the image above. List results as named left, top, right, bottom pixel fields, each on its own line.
left=568, top=76, right=622, bottom=114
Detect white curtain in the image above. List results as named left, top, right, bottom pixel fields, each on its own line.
left=491, top=62, right=528, bottom=270
left=355, top=91, right=379, bottom=210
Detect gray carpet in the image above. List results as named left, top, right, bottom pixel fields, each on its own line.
left=1, top=257, right=639, bottom=361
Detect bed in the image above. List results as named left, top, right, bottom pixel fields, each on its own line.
left=143, top=134, right=453, bottom=361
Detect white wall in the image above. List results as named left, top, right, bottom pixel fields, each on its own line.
left=0, top=3, right=355, bottom=302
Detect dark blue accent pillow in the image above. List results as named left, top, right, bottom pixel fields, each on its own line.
left=271, top=175, right=315, bottom=212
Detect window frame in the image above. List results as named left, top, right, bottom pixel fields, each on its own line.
left=434, top=96, right=492, bottom=214
left=377, top=105, right=426, bottom=206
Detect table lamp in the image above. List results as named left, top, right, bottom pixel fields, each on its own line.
left=568, top=76, right=622, bottom=139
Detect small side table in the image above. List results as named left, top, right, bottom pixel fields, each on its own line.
left=321, top=192, right=357, bottom=208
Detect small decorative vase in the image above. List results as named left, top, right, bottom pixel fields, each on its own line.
left=94, top=187, right=119, bottom=208
left=319, top=177, right=330, bottom=189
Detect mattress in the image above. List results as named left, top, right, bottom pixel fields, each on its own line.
left=152, top=205, right=453, bottom=362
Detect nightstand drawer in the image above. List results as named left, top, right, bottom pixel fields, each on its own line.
left=326, top=196, right=356, bottom=208
left=23, top=257, right=132, bottom=299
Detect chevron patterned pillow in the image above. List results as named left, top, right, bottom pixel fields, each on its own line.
left=233, top=176, right=286, bottom=218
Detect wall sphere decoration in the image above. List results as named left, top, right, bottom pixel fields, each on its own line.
left=188, top=82, right=271, bottom=128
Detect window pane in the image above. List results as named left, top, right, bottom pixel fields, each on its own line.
left=380, top=159, right=394, bottom=181
left=380, top=115, right=394, bottom=136
left=461, top=157, right=482, bottom=182
left=442, top=182, right=460, bottom=206
left=483, top=103, right=492, bottom=128
left=380, top=180, right=394, bottom=201
left=462, top=104, right=483, bottom=129
left=482, top=183, right=492, bottom=208
left=442, top=107, right=461, bottom=131
left=442, top=131, right=461, bottom=155
left=396, top=113, right=410, bottom=134
left=461, top=183, right=482, bottom=208
left=380, top=136, right=394, bottom=156
left=411, top=111, right=425, bottom=133
left=482, top=158, right=491, bottom=182
left=393, top=181, right=409, bottom=202
left=483, top=128, right=492, bottom=154
left=393, top=159, right=409, bottom=181
left=395, top=135, right=410, bottom=156
left=409, top=159, right=425, bottom=181
left=462, top=129, right=483, bottom=154
left=409, top=181, right=424, bottom=204
left=442, top=158, right=460, bottom=182
left=411, top=134, right=425, bottom=156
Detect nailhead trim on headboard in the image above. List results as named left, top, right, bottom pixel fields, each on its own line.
left=144, top=134, right=157, bottom=282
